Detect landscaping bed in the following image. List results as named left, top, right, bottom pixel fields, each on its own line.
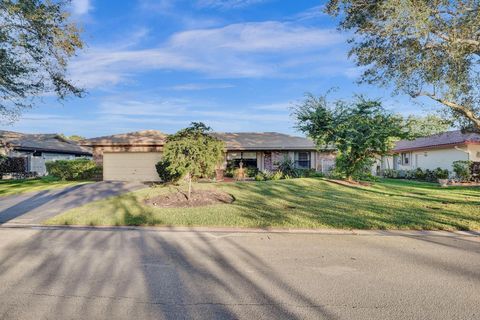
left=144, top=189, right=234, bottom=208
left=45, top=178, right=480, bottom=230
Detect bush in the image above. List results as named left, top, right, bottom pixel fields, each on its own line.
left=452, top=160, right=472, bottom=182
left=277, top=158, right=298, bottom=177
left=46, top=159, right=101, bottom=181
left=254, top=173, right=265, bottom=181
left=271, top=171, right=284, bottom=180
left=382, top=169, right=399, bottom=178
left=0, top=157, right=26, bottom=173
left=413, top=168, right=426, bottom=180
left=434, top=167, right=449, bottom=179
left=156, top=159, right=183, bottom=183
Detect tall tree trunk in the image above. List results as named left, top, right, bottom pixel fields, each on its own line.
left=187, top=173, right=192, bottom=201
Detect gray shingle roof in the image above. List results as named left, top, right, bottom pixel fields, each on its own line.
left=0, top=130, right=91, bottom=155
left=82, top=130, right=167, bottom=146
left=394, top=130, right=480, bottom=152
left=211, top=132, right=318, bottom=150
left=83, top=130, right=321, bottom=151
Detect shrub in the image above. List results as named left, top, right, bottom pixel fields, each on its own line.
left=46, top=159, right=101, bottom=181
left=0, top=157, right=26, bottom=173
left=452, top=160, right=472, bottom=182
left=277, top=157, right=298, bottom=178
left=156, top=159, right=182, bottom=183
left=382, top=169, right=399, bottom=178
left=246, top=166, right=259, bottom=178
left=413, top=168, right=426, bottom=180
left=254, top=173, right=265, bottom=181
left=434, top=167, right=449, bottom=179
left=271, top=171, right=284, bottom=180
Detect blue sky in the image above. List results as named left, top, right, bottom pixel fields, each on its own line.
left=2, top=0, right=438, bottom=138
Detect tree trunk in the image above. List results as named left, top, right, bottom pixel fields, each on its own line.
left=187, top=173, right=192, bottom=201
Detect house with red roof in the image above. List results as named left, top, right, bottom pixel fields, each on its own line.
left=378, top=130, right=480, bottom=173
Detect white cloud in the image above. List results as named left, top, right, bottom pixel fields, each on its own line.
left=170, top=83, right=234, bottom=90
left=69, top=21, right=349, bottom=88
left=293, top=5, right=326, bottom=21
left=71, top=0, right=92, bottom=15
left=197, top=0, right=268, bottom=9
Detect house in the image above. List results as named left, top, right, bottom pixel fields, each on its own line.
left=378, top=130, right=480, bottom=173
left=82, top=130, right=335, bottom=182
left=0, top=130, right=92, bottom=176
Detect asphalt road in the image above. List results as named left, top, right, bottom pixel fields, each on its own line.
left=0, top=228, right=478, bottom=320
left=0, top=182, right=146, bottom=224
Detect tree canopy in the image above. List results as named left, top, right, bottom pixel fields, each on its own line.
left=294, top=94, right=404, bottom=180
left=403, top=114, right=451, bottom=139
left=326, top=0, right=480, bottom=130
left=0, top=0, right=84, bottom=121
left=157, top=122, right=225, bottom=199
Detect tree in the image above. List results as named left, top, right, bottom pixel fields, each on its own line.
left=157, top=122, right=225, bottom=200
left=1, top=0, right=84, bottom=121
left=403, top=114, right=452, bottom=139
left=294, top=94, right=404, bottom=180
left=325, top=0, right=480, bottom=130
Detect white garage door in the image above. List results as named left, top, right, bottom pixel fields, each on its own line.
left=103, top=152, right=163, bottom=181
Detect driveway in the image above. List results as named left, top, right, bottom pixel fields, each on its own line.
left=0, top=228, right=478, bottom=319
left=0, top=181, right=147, bottom=225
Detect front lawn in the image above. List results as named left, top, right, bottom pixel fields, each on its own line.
left=0, top=177, right=90, bottom=197
left=45, top=178, right=480, bottom=230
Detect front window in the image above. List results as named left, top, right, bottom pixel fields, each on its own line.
left=294, top=152, right=311, bottom=169
left=401, top=152, right=410, bottom=165
left=226, top=152, right=257, bottom=169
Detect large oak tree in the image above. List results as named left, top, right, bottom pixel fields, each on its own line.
left=326, top=0, right=480, bottom=130
left=1, top=0, right=84, bottom=121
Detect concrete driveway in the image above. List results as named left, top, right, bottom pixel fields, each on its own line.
left=0, top=181, right=147, bottom=225
left=0, top=228, right=478, bottom=320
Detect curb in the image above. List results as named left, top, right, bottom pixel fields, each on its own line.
left=0, top=223, right=479, bottom=237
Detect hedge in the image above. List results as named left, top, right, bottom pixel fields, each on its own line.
left=46, top=159, right=102, bottom=181
left=0, top=157, right=27, bottom=173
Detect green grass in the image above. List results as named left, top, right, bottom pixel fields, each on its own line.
left=45, top=178, right=480, bottom=230
left=0, top=177, right=90, bottom=197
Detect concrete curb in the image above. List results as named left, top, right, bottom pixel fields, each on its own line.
left=0, top=223, right=479, bottom=237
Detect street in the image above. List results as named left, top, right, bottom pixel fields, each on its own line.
left=0, top=227, right=478, bottom=319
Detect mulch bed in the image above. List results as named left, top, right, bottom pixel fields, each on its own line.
left=144, top=189, right=234, bottom=208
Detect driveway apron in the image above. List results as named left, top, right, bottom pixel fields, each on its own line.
left=0, top=181, right=146, bottom=225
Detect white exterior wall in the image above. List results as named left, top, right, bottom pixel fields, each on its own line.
left=395, top=147, right=469, bottom=172
left=467, top=144, right=480, bottom=161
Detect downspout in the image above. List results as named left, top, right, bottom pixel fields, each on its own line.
left=454, top=145, right=471, bottom=160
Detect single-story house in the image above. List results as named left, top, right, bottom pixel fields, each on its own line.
left=378, top=130, right=480, bottom=173
left=82, top=130, right=335, bottom=182
left=0, top=130, right=92, bottom=176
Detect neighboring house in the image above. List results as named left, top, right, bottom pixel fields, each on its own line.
left=0, top=130, right=92, bottom=176
left=82, top=130, right=335, bottom=182
left=378, top=130, right=480, bottom=173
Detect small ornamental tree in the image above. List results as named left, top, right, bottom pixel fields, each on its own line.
left=157, top=122, right=225, bottom=199
left=294, top=94, right=404, bottom=181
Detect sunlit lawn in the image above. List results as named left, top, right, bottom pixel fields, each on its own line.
left=45, top=178, right=480, bottom=230
left=0, top=178, right=90, bottom=197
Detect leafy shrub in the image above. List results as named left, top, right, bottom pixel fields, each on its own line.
left=413, top=168, right=426, bottom=180
left=434, top=167, right=449, bottom=179
left=254, top=173, right=265, bottom=181
left=46, top=159, right=101, bottom=181
left=0, top=157, right=26, bottom=173
left=277, top=158, right=298, bottom=177
left=156, top=159, right=183, bottom=183
left=382, top=169, right=399, bottom=178
left=246, top=166, right=259, bottom=178
left=452, top=160, right=472, bottom=182
left=271, top=171, right=284, bottom=180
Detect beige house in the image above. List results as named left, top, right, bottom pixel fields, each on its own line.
left=378, top=130, right=480, bottom=173
left=82, top=130, right=335, bottom=182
